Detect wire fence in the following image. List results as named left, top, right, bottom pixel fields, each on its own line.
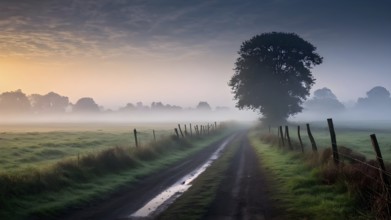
left=273, top=118, right=391, bottom=217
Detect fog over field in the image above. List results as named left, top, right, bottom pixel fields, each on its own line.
left=0, top=90, right=258, bottom=123
left=1, top=0, right=390, bottom=120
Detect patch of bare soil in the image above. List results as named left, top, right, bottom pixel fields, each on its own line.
left=57, top=134, right=237, bottom=220
left=203, top=136, right=285, bottom=220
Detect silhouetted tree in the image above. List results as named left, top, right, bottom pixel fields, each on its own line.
left=29, top=92, right=70, bottom=114
left=0, top=89, right=31, bottom=114
left=135, top=102, right=149, bottom=111
left=151, top=102, right=182, bottom=111
left=356, top=86, right=391, bottom=109
left=151, top=102, right=165, bottom=110
left=73, top=97, right=100, bottom=113
left=304, top=87, right=345, bottom=113
left=229, top=32, right=322, bottom=123
left=313, top=87, right=337, bottom=100
left=196, top=101, right=212, bottom=111
left=118, top=103, right=136, bottom=112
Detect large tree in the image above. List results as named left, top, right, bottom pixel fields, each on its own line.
left=229, top=32, right=322, bottom=123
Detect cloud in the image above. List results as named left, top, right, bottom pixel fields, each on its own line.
left=0, top=0, right=390, bottom=62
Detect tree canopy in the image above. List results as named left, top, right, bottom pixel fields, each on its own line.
left=73, top=97, right=100, bottom=113
left=196, top=101, right=212, bottom=111
left=304, top=87, right=345, bottom=113
left=29, top=92, right=70, bottom=114
left=0, top=89, right=31, bottom=114
left=229, top=32, right=322, bottom=123
left=356, top=86, right=391, bottom=110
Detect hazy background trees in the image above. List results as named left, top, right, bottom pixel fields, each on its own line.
left=2, top=85, right=391, bottom=122
left=356, top=86, right=391, bottom=110
left=304, top=87, right=345, bottom=113
left=72, top=97, right=100, bottom=113
left=196, top=101, right=212, bottom=111
left=0, top=89, right=31, bottom=114
left=29, top=92, right=70, bottom=114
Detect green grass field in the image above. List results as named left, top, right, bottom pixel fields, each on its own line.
left=249, top=130, right=370, bottom=219
left=0, top=122, right=233, bottom=219
left=270, top=121, right=391, bottom=161
left=0, top=122, right=175, bottom=171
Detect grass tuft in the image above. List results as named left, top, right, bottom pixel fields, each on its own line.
left=251, top=131, right=368, bottom=219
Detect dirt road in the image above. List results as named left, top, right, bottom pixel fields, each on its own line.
left=59, top=132, right=241, bottom=220
left=60, top=131, right=282, bottom=220
left=203, top=134, right=283, bottom=220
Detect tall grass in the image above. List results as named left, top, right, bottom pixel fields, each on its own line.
left=258, top=131, right=386, bottom=219
left=0, top=128, right=172, bottom=171
left=0, top=127, right=232, bottom=219
left=250, top=127, right=369, bottom=218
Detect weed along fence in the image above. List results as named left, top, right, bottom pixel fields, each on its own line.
left=0, top=121, right=226, bottom=219
left=132, top=122, right=220, bottom=148
left=271, top=118, right=391, bottom=217
left=0, top=121, right=223, bottom=178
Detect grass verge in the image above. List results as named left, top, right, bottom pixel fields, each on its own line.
left=248, top=130, right=370, bottom=220
left=0, top=129, right=235, bottom=220
left=158, top=134, right=241, bottom=220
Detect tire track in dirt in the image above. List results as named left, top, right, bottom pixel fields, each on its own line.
left=204, top=134, right=284, bottom=220
left=58, top=132, right=240, bottom=220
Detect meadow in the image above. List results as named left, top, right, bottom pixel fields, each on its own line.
left=272, top=120, right=391, bottom=161
left=261, top=120, right=391, bottom=218
left=0, top=121, right=232, bottom=219
left=0, top=122, right=175, bottom=171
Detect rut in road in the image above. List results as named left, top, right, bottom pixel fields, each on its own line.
left=204, top=135, right=283, bottom=220
left=58, top=132, right=241, bottom=220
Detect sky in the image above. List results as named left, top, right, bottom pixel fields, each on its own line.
left=0, top=0, right=390, bottom=110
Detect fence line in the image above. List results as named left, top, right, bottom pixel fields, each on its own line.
left=269, top=118, right=391, bottom=216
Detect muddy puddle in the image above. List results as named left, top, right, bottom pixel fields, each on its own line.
left=129, top=135, right=235, bottom=219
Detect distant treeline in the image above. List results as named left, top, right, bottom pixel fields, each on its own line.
left=0, top=89, right=229, bottom=115
left=302, top=86, right=391, bottom=120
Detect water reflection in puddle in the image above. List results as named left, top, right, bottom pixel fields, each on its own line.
left=129, top=135, right=235, bottom=218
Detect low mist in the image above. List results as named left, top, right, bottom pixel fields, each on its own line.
left=0, top=109, right=258, bottom=125
left=291, top=86, right=391, bottom=129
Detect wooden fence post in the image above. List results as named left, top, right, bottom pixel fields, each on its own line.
left=190, top=123, right=193, bottom=137
left=178, top=124, right=184, bottom=138
left=277, top=126, right=281, bottom=147
left=133, top=129, right=139, bottom=148
left=184, top=124, right=188, bottom=136
left=297, top=125, right=304, bottom=153
left=279, top=126, right=285, bottom=147
left=174, top=128, right=180, bottom=139
left=153, top=130, right=156, bottom=143
left=370, top=134, right=391, bottom=215
left=306, top=123, right=317, bottom=152
left=327, top=118, right=339, bottom=165
left=285, top=126, right=293, bottom=150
